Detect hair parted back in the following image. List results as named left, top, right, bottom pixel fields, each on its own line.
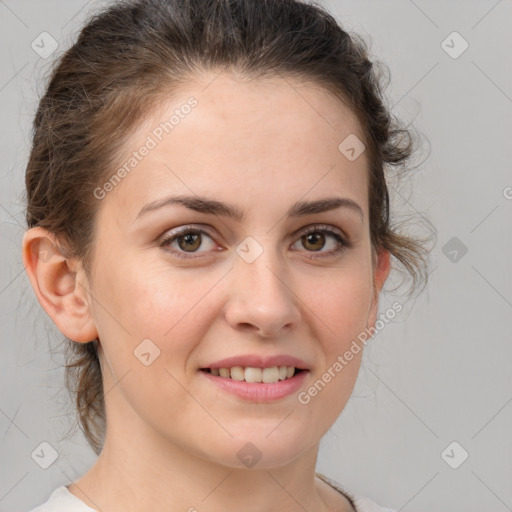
left=25, top=0, right=432, bottom=455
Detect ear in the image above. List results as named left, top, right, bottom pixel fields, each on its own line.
left=22, top=227, right=98, bottom=343
left=367, top=248, right=391, bottom=330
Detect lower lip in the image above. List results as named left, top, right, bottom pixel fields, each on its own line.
left=200, top=370, right=309, bottom=402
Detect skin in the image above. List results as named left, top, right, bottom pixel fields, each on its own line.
left=23, top=71, right=390, bottom=512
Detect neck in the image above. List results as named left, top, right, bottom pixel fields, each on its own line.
left=68, top=418, right=345, bottom=512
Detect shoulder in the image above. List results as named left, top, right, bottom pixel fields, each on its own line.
left=351, top=495, right=397, bottom=512
left=29, top=486, right=96, bottom=512
left=315, top=472, right=397, bottom=512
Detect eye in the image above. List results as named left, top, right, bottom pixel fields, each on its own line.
left=159, top=226, right=219, bottom=259
left=159, top=224, right=351, bottom=260
left=291, top=224, right=350, bottom=259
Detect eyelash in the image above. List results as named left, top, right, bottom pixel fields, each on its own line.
left=159, top=224, right=351, bottom=261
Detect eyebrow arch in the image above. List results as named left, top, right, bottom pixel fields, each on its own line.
left=135, top=194, right=364, bottom=222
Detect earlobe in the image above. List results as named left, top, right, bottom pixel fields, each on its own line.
left=22, top=227, right=98, bottom=343
left=367, top=248, right=392, bottom=331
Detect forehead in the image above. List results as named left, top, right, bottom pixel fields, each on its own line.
left=100, top=71, right=369, bottom=221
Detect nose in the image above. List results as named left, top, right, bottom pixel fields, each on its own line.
left=224, top=242, right=301, bottom=338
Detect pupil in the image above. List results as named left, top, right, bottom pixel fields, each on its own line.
left=179, top=233, right=200, bottom=251
left=304, top=232, right=324, bottom=251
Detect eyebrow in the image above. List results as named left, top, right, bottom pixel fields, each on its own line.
left=135, top=194, right=364, bottom=222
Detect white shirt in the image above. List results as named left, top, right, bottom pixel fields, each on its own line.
left=29, top=477, right=397, bottom=512
left=316, top=473, right=397, bottom=512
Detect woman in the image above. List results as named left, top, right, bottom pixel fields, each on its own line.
left=22, top=0, right=430, bottom=510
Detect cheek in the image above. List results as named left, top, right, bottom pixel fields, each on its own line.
left=93, top=269, right=219, bottom=411
left=304, top=264, right=373, bottom=347
left=294, top=273, right=371, bottom=429
left=94, top=253, right=203, bottom=333
left=90, top=263, right=215, bottom=423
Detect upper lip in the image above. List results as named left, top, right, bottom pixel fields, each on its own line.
left=202, top=354, right=310, bottom=370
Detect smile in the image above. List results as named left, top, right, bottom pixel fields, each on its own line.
left=200, top=367, right=309, bottom=401
left=201, top=366, right=302, bottom=383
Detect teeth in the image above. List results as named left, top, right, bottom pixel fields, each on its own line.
left=210, top=366, right=298, bottom=383
left=244, top=367, right=262, bottom=382
left=230, top=366, right=244, bottom=381
left=262, top=367, right=279, bottom=383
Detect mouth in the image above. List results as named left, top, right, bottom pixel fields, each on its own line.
left=199, top=354, right=310, bottom=401
left=200, top=366, right=306, bottom=384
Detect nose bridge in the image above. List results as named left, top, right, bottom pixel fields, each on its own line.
left=236, top=234, right=288, bottom=295
left=226, top=234, right=300, bottom=335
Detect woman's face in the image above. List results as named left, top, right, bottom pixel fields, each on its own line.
left=86, top=71, right=389, bottom=468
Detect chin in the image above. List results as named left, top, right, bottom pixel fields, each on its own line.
left=195, top=425, right=318, bottom=471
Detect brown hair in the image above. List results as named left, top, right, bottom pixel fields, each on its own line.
left=24, top=0, right=433, bottom=455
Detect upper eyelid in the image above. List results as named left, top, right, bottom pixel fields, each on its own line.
left=160, top=223, right=348, bottom=247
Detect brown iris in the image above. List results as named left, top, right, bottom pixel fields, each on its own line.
left=302, top=232, right=325, bottom=251
left=178, top=233, right=202, bottom=252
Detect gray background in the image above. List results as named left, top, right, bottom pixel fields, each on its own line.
left=1, top=1, right=511, bottom=511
